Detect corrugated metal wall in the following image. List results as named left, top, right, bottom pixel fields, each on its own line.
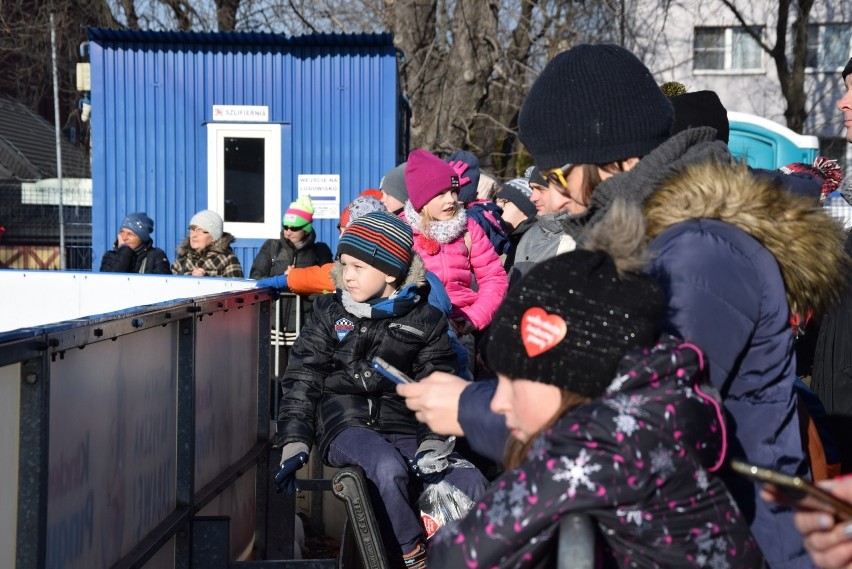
left=88, top=30, right=399, bottom=274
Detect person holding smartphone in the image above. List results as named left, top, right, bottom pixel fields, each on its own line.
left=762, top=476, right=852, bottom=569
left=273, top=212, right=487, bottom=569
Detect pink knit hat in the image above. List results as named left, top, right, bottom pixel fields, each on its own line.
left=404, top=149, right=460, bottom=211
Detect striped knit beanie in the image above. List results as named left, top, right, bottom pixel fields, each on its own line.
left=283, top=195, right=315, bottom=233
left=336, top=212, right=413, bottom=281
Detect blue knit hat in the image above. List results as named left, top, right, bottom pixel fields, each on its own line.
left=121, top=212, right=154, bottom=242
left=336, top=212, right=413, bottom=281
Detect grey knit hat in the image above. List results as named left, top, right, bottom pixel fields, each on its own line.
left=519, top=44, right=674, bottom=170
left=344, top=196, right=386, bottom=227
left=189, top=209, right=224, bottom=241
left=380, top=163, right=409, bottom=205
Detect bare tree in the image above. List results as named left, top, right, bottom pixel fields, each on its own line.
left=216, top=0, right=241, bottom=31
left=0, top=0, right=118, bottom=152
left=1, top=0, right=624, bottom=175
left=720, top=0, right=813, bottom=133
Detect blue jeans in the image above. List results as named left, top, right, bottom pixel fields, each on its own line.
left=326, top=427, right=487, bottom=556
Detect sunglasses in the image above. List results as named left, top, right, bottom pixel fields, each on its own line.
left=282, top=225, right=305, bottom=232
left=188, top=225, right=209, bottom=234
left=542, top=161, right=574, bottom=190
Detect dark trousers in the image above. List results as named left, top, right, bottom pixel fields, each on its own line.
left=326, top=427, right=487, bottom=556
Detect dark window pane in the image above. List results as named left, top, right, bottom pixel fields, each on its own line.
left=224, top=137, right=265, bottom=223
left=695, top=27, right=723, bottom=49
left=695, top=50, right=724, bottom=70
left=694, top=28, right=725, bottom=70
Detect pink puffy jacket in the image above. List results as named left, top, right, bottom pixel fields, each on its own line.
left=409, top=218, right=508, bottom=330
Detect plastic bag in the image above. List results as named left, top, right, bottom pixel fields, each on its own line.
left=415, top=437, right=477, bottom=538
left=417, top=479, right=475, bottom=538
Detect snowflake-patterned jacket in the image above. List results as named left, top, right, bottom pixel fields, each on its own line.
left=428, top=337, right=764, bottom=568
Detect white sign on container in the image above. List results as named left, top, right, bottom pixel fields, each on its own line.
left=297, top=174, right=340, bottom=219
left=211, top=105, right=269, bottom=122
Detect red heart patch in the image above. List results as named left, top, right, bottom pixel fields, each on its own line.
left=521, top=307, right=567, bottom=357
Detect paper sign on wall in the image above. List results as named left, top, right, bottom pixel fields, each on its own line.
left=297, top=174, right=340, bottom=219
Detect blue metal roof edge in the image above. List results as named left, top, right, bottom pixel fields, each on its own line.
left=86, top=28, right=394, bottom=49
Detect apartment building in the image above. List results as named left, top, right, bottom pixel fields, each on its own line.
left=628, top=0, right=852, bottom=171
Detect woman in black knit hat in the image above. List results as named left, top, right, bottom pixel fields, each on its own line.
left=514, top=43, right=847, bottom=569
left=403, top=43, right=846, bottom=568
left=428, top=201, right=763, bottom=568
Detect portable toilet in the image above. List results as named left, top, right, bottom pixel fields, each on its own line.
left=727, top=111, right=819, bottom=170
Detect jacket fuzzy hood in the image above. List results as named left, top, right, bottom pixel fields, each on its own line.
left=644, top=161, right=849, bottom=318
left=330, top=252, right=428, bottom=292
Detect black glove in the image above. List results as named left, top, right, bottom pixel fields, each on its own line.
left=275, top=443, right=309, bottom=495
left=409, top=439, right=452, bottom=485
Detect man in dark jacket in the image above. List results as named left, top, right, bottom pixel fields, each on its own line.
left=99, top=212, right=170, bottom=274
left=810, top=57, right=852, bottom=473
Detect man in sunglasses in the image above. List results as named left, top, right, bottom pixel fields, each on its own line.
left=507, top=165, right=578, bottom=285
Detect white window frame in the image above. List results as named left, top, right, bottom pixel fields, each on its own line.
left=206, top=122, right=282, bottom=239
left=693, top=26, right=765, bottom=75
left=805, top=23, right=852, bottom=73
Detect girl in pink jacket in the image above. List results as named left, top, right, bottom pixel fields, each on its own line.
left=401, top=149, right=508, bottom=336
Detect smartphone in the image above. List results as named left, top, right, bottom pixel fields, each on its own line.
left=371, top=357, right=414, bottom=385
left=730, top=459, right=852, bottom=519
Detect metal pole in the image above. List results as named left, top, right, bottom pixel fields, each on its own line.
left=50, top=13, right=66, bottom=270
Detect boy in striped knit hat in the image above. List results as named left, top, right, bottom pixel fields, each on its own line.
left=274, top=211, right=486, bottom=568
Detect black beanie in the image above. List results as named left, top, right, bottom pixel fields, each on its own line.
left=844, top=58, right=852, bottom=80
left=484, top=249, right=665, bottom=398
left=446, top=150, right=481, bottom=205
left=528, top=166, right=546, bottom=187
left=496, top=177, right=536, bottom=218
left=669, top=90, right=729, bottom=143
left=519, top=44, right=674, bottom=170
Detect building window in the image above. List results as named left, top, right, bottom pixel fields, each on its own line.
left=694, top=26, right=764, bottom=72
left=206, top=123, right=282, bottom=239
left=807, top=24, right=852, bottom=72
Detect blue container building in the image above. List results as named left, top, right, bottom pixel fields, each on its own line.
left=87, top=29, right=403, bottom=273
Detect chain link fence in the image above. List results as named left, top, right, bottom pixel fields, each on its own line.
left=0, top=181, right=92, bottom=270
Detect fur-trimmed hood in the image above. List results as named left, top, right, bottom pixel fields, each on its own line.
left=330, top=252, right=428, bottom=292
left=644, top=161, right=849, bottom=318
